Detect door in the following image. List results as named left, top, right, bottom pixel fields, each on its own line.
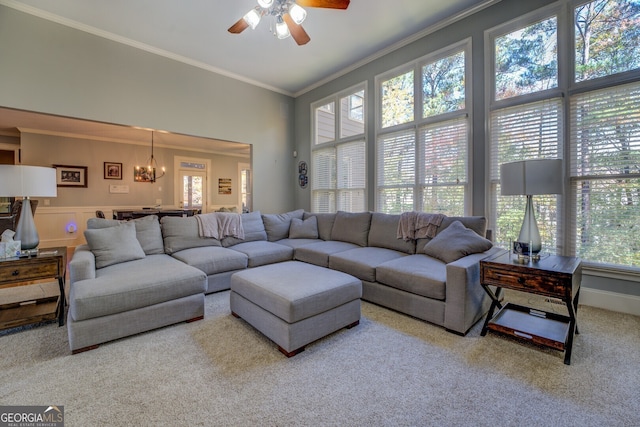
left=179, top=170, right=206, bottom=212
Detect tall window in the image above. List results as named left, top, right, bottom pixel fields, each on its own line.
left=376, top=41, right=470, bottom=215
left=488, top=12, right=563, bottom=255
left=311, top=84, right=367, bottom=213
left=488, top=0, right=640, bottom=269
left=569, top=0, right=640, bottom=267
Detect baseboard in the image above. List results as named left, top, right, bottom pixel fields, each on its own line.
left=580, top=288, right=640, bottom=317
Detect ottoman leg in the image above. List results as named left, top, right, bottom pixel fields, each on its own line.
left=279, top=345, right=305, bottom=358
left=231, top=311, right=241, bottom=318
left=346, top=320, right=360, bottom=329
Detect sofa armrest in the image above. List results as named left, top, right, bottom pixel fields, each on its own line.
left=443, top=246, right=502, bottom=334
left=69, top=244, right=96, bottom=284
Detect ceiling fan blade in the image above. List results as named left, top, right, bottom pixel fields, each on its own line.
left=295, top=0, right=350, bottom=9
left=284, top=14, right=311, bottom=46
left=228, top=17, right=249, bottom=34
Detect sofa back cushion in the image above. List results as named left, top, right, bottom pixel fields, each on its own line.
left=161, top=216, right=221, bottom=254
left=222, top=211, right=268, bottom=247
left=87, top=215, right=164, bottom=255
left=330, top=211, right=372, bottom=247
left=262, top=209, right=304, bottom=241
left=368, top=213, right=416, bottom=254
left=84, top=221, right=146, bottom=268
left=415, top=216, right=487, bottom=253
left=303, top=212, right=336, bottom=241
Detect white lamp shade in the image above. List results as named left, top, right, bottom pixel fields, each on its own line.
left=0, top=165, right=57, bottom=197
left=500, top=159, right=563, bottom=196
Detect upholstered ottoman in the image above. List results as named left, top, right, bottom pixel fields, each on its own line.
left=230, top=261, right=362, bottom=357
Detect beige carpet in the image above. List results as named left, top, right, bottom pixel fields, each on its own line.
left=1, top=290, right=638, bottom=426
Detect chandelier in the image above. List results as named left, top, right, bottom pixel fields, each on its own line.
left=243, top=0, right=307, bottom=40
left=136, top=131, right=166, bottom=183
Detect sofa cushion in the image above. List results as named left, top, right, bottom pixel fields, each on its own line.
left=376, top=255, right=447, bottom=300
left=262, top=209, right=305, bottom=241
left=424, top=220, right=493, bottom=264
left=69, top=254, right=206, bottom=321
left=289, top=216, right=319, bottom=239
left=231, top=261, right=361, bottom=323
left=330, top=211, right=372, bottom=247
left=294, top=240, right=360, bottom=267
left=303, top=212, right=336, bottom=241
left=161, top=216, right=221, bottom=254
left=87, top=215, right=164, bottom=255
left=275, top=238, right=323, bottom=249
left=415, top=216, right=487, bottom=253
left=222, top=211, right=268, bottom=247
left=368, top=212, right=416, bottom=254
left=329, top=247, right=407, bottom=282
left=171, top=246, right=248, bottom=275
left=230, top=240, right=294, bottom=267
left=84, top=222, right=146, bottom=269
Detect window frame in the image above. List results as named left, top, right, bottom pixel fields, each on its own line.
left=486, top=0, right=640, bottom=273
left=375, top=38, right=473, bottom=215
left=310, top=82, right=367, bottom=213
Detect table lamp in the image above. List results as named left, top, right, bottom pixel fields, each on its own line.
left=0, top=165, right=57, bottom=252
left=500, top=159, right=563, bottom=255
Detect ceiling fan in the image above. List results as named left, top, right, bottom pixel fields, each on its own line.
left=228, top=0, right=350, bottom=46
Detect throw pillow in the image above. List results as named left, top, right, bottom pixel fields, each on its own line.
left=289, top=216, right=319, bottom=239
left=87, top=215, right=164, bottom=255
left=423, top=220, right=493, bottom=264
left=262, top=209, right=305, bottom=241
left=84, top=221, right=146, bottom=268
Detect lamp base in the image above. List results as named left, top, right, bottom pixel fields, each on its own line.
left=14, top=197, right=40, bottom=250
left=517, top=195, right=542, bottom=254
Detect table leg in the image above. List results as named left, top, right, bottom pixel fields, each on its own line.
left=480, top=286, right=503, bottom=336
left=57, top=276, right=66, bottom=327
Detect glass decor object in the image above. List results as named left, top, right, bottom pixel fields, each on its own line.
left=500, top=159, right=562, bottom=254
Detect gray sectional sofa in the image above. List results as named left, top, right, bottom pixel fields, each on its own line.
left=67, top=209, right=499, bottom=353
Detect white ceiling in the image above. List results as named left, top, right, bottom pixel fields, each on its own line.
left=1, top=0, right=496, bottom=154
left=4, top=0, right=496, bottom=96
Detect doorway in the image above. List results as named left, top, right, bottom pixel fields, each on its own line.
left=175, top=157, right=210, bottom=212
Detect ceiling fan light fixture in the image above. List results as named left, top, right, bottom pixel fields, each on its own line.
left=275, top=16, right=290, bottom=39
left=289, top=4, right=307, bottom=25
left=257, top=0, right=274, bottom=8
left=243, top=8, right=262, bottom=29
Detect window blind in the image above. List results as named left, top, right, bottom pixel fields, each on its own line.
left=569, top=81, right=640, bottom=266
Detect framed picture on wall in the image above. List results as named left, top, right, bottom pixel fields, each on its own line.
left=104, top=162, right=122, bottom=180
left=54, top=164, right=88, bottom=188
left=218, top=178, right=232, bottom=195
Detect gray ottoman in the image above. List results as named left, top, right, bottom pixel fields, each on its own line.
left=230, top=261, right=362, bottom=357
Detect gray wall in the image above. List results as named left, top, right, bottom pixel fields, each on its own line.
left=0, top=5, right=295, bottom=214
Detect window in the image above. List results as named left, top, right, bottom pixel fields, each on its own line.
left=311, top=84, right=367, bottom=213
left=376, top=41, right=470, bottom=215
left=488, top=0, right=640, bottom=269
left=569, top=0, right=640, bottom=268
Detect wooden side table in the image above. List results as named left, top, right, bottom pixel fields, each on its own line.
left=480, top=250, right=582, bottom=365
left=0, top=247, right=67, bottom=330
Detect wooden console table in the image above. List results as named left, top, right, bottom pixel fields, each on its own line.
left=480, top=250, right=582, bottom=365
left=0, top=247, right=67, bottom=330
